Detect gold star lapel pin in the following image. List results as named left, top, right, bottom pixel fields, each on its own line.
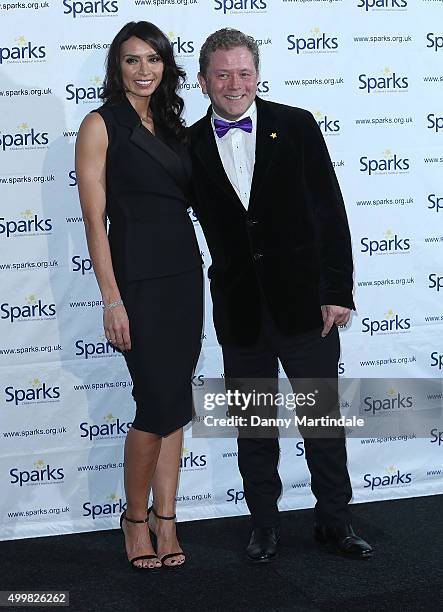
left=270, top=132, right=277, bottom=139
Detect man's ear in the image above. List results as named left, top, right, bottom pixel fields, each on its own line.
left=197, top=72, right=208, bottom=95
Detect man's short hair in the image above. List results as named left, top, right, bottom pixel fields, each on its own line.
left=199, top=28, right=260, bottom=77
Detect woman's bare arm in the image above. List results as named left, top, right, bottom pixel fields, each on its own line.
left=75, top=113, right=131, bottom=351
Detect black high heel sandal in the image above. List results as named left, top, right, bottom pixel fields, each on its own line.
left=148, top=506, right=185, bottom=570
left=120, top=511, right=161, bottom=572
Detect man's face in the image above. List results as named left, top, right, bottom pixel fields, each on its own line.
left=198, top=46, right=258, bottom=121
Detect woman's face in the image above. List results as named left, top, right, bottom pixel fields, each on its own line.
left=120, top=36, right=164, bottom=100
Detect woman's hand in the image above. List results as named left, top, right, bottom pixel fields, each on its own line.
left=104, top=304, right=131, bottom=352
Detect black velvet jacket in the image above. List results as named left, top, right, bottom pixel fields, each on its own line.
left=188, top=97, right=355, bottom=346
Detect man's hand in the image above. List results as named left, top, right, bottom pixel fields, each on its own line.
left=321, top=305, right=351, bottom=337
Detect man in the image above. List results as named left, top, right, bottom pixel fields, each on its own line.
left=189, top=28, right=373, bottom=562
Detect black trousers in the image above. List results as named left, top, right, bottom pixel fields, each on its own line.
left=222, top=301, right=352, bottom=528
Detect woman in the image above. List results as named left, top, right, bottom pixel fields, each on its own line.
left=75, top=21, right=203, bottom=570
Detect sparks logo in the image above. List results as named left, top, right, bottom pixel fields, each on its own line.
left=430, top=429, right=443, bottom=446
left=360, top=229, right=411, bottom=256
left=65, top=76, right=103, bottom=104
left=0, top=209, right=52, bottom=237
left=82, top=493, right=126, bottom=519
left=167, top=32, right=195, bottom=56
left=363, top=388, right=413, bottom=415
left=313, top=110, right=340, bottom=134
left=428, top=274, right=443, bottom=292
left=0, top=122, right=49, bottom=152
left=257, top=80, right=270, bottom=95
left=214, top=0, right=267, bottom=14
left=295, top=441, right=305, bottom=456
left=0, top=35, right=46, bottom=65
left=79, top=413, right=132, bottom=441
left=358, top=67, right=408, bottom=94
left=427, top=114, right=443, bottom=133
left=426, top=33, right=443, bottom=52
left=74, top=335, right=120, bottom=359
left=361, top=309, right=411, bottom=336
left=180, top=447, right=207, bottom=470
left=287, top=27, right=339, bottom=55
left=430, top=352, right=443, bottom=370
left=10, top=459, right=65, bottom=487
left=1, top=294, right=56, bottom=323
left=192, top=374, right=204, bottom=387
left=68, top=170, right=77, bottom=187
left=72, top=255, right=92, bottom=275
left=63, top=0, right=119, bottom=18
left=357, top=0, right=407, bottom=11
left=428, top=194, right=443, bottom=212
left=360, top=149, right=410, bottom=175
left=5, top=377, right=61, bottom=406
left=363, top=465, right=412, bottom=490
left=226, top=488, right=245, bottom=504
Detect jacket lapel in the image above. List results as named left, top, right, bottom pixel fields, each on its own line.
left=129, top=125, right=189, bottom=197
left=109, top=96, right=189, bottom=198
left=192, top=107, right=245, bottom=211
left=192, top=100, right=280, bottom=212
left=248, top=97, right=279, bottom=210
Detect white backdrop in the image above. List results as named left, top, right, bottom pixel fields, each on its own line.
left=1, top=0, right=442, bottom=540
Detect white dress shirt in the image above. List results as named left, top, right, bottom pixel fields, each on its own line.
left=212, top=102, right=257, bottom=209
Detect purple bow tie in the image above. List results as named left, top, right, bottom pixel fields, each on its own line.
left=214, top=116, right=253, bottom=138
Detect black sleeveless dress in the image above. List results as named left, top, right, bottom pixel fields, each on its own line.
left=93, top=97, right=202, bottom=436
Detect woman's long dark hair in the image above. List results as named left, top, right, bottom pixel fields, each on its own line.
left=101, top=21, right=186, bottom=140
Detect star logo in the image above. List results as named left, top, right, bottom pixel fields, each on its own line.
left=386, top=465, right=396, bottom=474
left=383, top=229, right=393, bottom=238
left=387, top=388, right=396, bottom=397
left=313, top=111, right=322, bottom=119
left=90, top=75, right=102, bottom=85
left=107, top=493, right=118, bottom=502
left=182, top=447, right=189, bottom=455
left=34, top=459, right=45, bottom=467
left=384, top=309, right=395, bottom=318
left=383, top=67, right=391, bottom=75
left=167, top=32, right=175, bottom=40
left=26, top=294, right=37, bottom=304
left=104, top=413, right=115, bottom=422
left=383, top=149, right=393, bottom=158
left=21, top=209, right=33, bottom=219
left=15, top=35, right=26, bottom=45
left=311, top=27, right=321, bottom=35
left=270, top=132, right=277, bottom=139
left=30, top=378, right=41, bottom=387
left=18, top=123, right=29, bottom=131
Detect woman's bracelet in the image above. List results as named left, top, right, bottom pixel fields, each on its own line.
left=103, top=299, right=123, bottom=311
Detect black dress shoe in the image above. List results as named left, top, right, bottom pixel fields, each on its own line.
left=246, top=527, right=280, bottom=563
left=314, top=524, right=373, bottom=559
